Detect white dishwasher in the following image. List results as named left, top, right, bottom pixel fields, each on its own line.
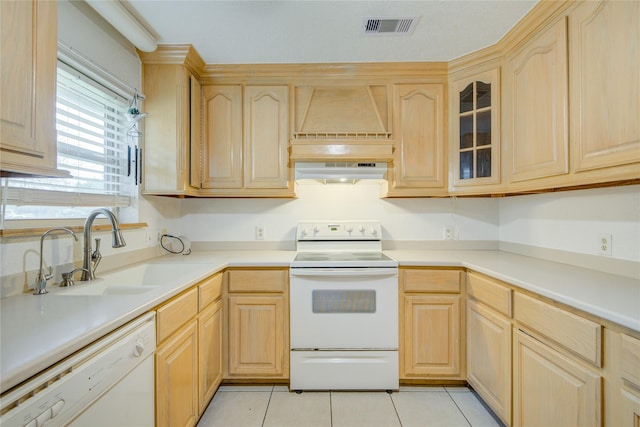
left=0, top=312, right=156, bottom=427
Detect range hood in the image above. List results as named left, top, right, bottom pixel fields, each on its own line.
left=290, top=85, right=394, bottom=162
left=294, top=161, right=388, bottom=181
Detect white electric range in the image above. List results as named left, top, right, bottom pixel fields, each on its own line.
left=289, top=221, right=399, bottom=391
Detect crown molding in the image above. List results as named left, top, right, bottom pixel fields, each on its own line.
left=138, top=44, right=205, bottom=77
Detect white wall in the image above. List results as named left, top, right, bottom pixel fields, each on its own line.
left=174, top=183, right=500, bottom=244
left=499, top=185, right=640, bottom=262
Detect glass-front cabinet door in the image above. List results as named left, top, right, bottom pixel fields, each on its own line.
left=451, top=68, right=500, bottom=189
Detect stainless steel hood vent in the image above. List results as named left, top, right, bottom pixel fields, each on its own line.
left=295, top=161, right=387, bottom=182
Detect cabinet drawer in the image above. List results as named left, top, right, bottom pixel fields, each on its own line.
left=514, top=292, right=601, bottom=366
left=401, top=269, right=461, bottom=293
left=228, top=269, right=287, bottom=293
left=199, top=272, right=223, bottom=310
left=157, top=288, right=198, bottom=343
left=621, top=334, right=640, bottom=386
left=467, top=272, right=512, bottom=317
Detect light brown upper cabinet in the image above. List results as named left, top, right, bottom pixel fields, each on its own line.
left=506, top=18, right=569, bottom=185
left=450, top=68, right=501, bottom=191
left=201, top=85, right=243, bottom=189
left=139, top=47, right=204, bottom=196
left=569, top=0, right=640, bottom=173
left=200, top=85, right=293, bottom=197
left=385, top=83, right=447, bottom=197
left=244, top=86, right=290, bottom=190
left=0, top=1, right=64, bottom=177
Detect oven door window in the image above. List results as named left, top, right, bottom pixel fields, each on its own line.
left=312, top=290, right=376, bottom=313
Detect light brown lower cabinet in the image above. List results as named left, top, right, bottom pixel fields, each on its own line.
left=155, top=273, right=223, bottom=427
left=513, top=329, right=601, bottom=427
left=399, top=269, right=463, bottom=379
left=621, top=388, right=640, bottom=427
left=199, top=299, right=223, bottom=410
left=156, top=320, right=199, bottom=427
left=225, top=269, right=289, bottom=379
left=402, top=294, right=461, bottom=377
left=467, top=299, right=511, bottom=425
left=227, top=295, right=286, bottom=377
left=615, top=332, right=640, bottom=427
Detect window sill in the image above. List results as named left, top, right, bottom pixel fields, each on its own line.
left=0, top=223, right=148, bottom=239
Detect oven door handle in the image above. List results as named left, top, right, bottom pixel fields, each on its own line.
left=290, top=268, right=398, bottom=277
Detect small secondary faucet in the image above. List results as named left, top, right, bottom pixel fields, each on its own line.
left=80, top=208, right=126, bottom=281
left=34, top=227, right=78, bottom=295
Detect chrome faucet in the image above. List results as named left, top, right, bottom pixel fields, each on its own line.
left=80, top=208, right=126, bottom=281
left=34, top=227, right=78, bottom=295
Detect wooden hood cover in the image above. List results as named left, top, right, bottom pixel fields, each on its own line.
left=290, top=85, right=394, bottom=162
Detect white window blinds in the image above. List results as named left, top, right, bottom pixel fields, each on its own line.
left=2, top=62, right=135, bottom=210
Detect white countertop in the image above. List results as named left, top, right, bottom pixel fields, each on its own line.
left=386, top=250, right=640, bottom=333
left=1, top=249, right=638, bottom=394
left=0, top=251, right=294, bottom=394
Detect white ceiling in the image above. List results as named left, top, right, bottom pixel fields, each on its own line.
left=125, top=1, right=538, bottom=64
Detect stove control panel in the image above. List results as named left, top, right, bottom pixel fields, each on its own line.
left=297, top=221, right=382, bottom=240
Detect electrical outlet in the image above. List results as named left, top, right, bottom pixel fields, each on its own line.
left=443, top=226, right=454, bottom=240
left=145, top=231, right=154, bottom=247
left=598, top=233, right=612, bottom=256
left=255, top=225, right=265, bottom=240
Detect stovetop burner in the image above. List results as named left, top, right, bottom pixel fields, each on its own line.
left=293, top=221, right=398, bottom=268
left=292, top=251, right=397, bottom=268
left=298, top=255, right=331, bottom=261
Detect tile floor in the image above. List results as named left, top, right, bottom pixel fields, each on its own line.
left=196, top=385, right=504, bottom=427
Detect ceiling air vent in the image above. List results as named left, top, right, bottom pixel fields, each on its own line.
left=362, top=17, right=419, bottom=36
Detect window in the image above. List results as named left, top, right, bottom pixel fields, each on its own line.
left=1, top=62, right=137, bottom=222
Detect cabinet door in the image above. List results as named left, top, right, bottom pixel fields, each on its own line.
left=142, top=64, right=194, bottom=194
left=621, top=387, right=640, bottom=427
left=190, top=75, right=202, bottom=188
left=198, top=300, right=222, bottom=412
left=401, top=294, right=461, bottom=377
left=467, top=299, right=511, bottom=425
left=513, top=329, right=601, bottom=427
left=451, top=69, right=500, bottom=188
left=569, top=0, right=640, bottom=172
left=201, top=85, right=243, bottom=189
left=508, top=18, right=568, bottom=183
left=0, top=0, right=59, bottom=176
left=228, top=295, right=286, bottom=377
left=389, top=84, right=446, bottom=194
left=243, top=86, right=290, bottom=189
left=156, top=321, right=199, bottom=427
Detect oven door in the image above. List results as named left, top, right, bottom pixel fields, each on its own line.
left=290, top=267, right=398, bottom=350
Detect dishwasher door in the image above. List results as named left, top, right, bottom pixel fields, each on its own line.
left=68, top=355, right=154, bottom=426
left=0, top=312, right=156, bottom=427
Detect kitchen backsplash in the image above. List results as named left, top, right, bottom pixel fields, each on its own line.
left=499, top=184, right=639, bottom=263
left=174, top=183, right=500, bottom=243
left=2, top=184, right=638, bottom=297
